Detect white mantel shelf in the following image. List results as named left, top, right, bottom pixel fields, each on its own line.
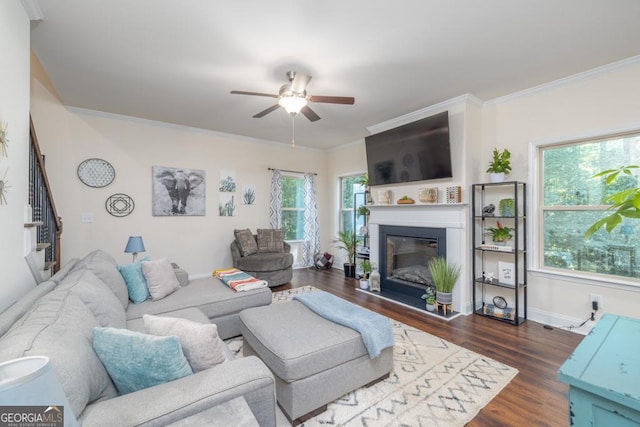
left=367, top=203, right=467, bottom=209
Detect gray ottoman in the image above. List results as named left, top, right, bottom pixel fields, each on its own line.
left=239, top=300, right=393, bottom=424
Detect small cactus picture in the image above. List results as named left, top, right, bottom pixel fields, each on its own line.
left=0, top=121, right=8, bottom=158
left=242, top=185, right=256, bottom=205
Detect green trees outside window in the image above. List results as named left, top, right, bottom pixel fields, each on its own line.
left=541, top=132, right=640, bottom=279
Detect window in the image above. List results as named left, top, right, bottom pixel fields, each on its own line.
left=340, top=174, right=365, bottom=233
left=281, top=175, right=304, bottom=240
left=540, top=131, right=640, bottom=280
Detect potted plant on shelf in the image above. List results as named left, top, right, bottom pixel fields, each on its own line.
left=334, top=229, right=361, bottom=278
left=486, top=221, right=514, bottom=245
left=358, top=258, right=372, bottom=289
left=421, top=285, right=437, bottom=312
left=357, top=205, right=370, bottom=217
left=486, top=148, right=512, bottom=183
left=428, top=257, right=461, bottom=308
left=356, top=173, right=372, bottom=204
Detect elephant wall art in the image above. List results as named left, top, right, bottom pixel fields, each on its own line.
left=152, top=166, right=206, bottom=216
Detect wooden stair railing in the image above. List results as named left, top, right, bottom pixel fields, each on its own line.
left=28, top=117, right=63, bottom=275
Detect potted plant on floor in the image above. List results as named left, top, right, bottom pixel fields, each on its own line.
left=428, top=257, right=461, bottom=309
left=334, top=229, right=361, bottom=278
left=486, top=148, right=512, bottom=183
left=486, top=221, right=514, bottom=246
left=358, top=258, right=372, bottom=289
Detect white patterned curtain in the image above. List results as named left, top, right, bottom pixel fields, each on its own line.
left=269, top=169, right=282, bottom=228
left=302, top=173, right=320, bottom=267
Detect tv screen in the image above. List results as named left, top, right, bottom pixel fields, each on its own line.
left=365, top=111, right=452, bottom=186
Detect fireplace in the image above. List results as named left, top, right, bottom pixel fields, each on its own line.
left=378, top=225, right=446, bottom=309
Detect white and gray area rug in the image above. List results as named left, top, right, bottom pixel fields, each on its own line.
left=227, top=286, right=518, bottom=426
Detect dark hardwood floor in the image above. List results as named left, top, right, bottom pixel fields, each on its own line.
left=272, top=267, right=583, bottom=427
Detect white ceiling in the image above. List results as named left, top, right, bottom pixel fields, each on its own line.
left=29, top=0, right=640, bottom=150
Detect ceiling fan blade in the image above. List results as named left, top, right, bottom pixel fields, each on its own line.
left=253, top=104, right=281, bottom=118
left=300, top=105, right=321, bottom=122
left=231, top=90, right=279, bottom=98
left=290, top=73, right=312, bottom=94
left=309, top=95, right=355, bottom=105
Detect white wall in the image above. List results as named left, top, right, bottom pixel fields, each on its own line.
left=0, top=3, right=35, bottom=312
left=30, top=62, right=330, bottom=277
left=481, top=58, right=640, bottom=329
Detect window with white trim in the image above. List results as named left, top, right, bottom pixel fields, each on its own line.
left=539, top=131, right=640, bottom=280
left=281, top=175, right=304, bottom=241
left=340, top=174, right=365, bottom=233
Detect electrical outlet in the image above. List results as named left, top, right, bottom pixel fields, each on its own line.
left=590, top=293, right=602, bottom=311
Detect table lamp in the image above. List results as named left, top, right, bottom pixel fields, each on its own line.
left=124, top=236, right=145, bottom=262
left=0, top=356, right=79, bottom=427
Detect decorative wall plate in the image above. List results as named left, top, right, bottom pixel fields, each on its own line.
left=105, top=193, right=134, bottom=217
left=77, top=158, right=115, bottom=188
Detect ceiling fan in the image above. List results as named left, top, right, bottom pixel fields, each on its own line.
left=230, top=71, right=355, bottom=122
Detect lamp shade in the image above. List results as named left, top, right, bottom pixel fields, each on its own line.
left=124, top=236, right=145, bottom=254
left=0, top=356, right=79, bottom=427
left=278, top=96, right=308, bottom=114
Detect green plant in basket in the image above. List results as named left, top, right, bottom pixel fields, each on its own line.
left=428, top=258, right=461, bottom=293
left=486, top=221, right=513, bottom=243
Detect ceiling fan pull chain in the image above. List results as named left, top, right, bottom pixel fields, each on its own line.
left=291, top=115, right=296, bottom=148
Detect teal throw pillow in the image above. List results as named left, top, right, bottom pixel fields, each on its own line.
left=92, top=327, right=193, bottom=394
left=117, top=256, right=151, bottom=303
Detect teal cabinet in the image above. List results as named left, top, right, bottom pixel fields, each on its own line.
left=558, top=314, right=640, bottom=426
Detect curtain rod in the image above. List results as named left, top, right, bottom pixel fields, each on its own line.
left=268, top=167, right=318, bottom=176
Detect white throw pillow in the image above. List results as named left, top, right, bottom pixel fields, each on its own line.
left=143, top=314, right=227, bottom=371
left=141, top=258, right=180, bottom=300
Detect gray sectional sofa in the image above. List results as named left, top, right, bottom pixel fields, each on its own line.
left=0, top=250, right=276, bottom=426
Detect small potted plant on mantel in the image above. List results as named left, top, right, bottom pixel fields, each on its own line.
left=486, top=148, right=512, bottom=183
left=486, top=221, right=514, bottom=246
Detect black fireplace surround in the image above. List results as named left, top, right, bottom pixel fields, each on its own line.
left=378, top=225, right=447, bottom=310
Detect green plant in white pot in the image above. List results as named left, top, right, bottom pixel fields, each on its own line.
left=486, top=148, right=512, bottom=183
left=428, top=257, right=461, bottom=308
left=358, top=258, right=372, bottom=289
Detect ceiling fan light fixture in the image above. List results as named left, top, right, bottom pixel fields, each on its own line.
left=279, top=96, right=308, bottom=114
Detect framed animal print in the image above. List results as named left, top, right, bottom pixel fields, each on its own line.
left=152, top=166, right=205, bottom=216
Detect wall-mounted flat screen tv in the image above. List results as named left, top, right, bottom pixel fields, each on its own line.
left=365, top=111, right=451, bottom=186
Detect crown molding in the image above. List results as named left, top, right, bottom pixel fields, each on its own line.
left=485, top=55, right=640, bottom=106
left=66, top=106, right=323, bottom=152
left=366, top=93, right=482, bottom=135
left=21, top=0, right=43, bottom=21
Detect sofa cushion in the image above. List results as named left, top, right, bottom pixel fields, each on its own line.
left=58, top=269, right=126, bottom=328
left=256, top=229, right=284, bottom=253
left=72, top=250, right=129, bottom=308
left=0, top=280, right=58, bottom=338
left=234, top=229, right=259, bottom=257
left=143, top=314, right=227, bottom=371
left=92, top=327, right=193, bottom=394
left=0, top=291, right=118, bottom=418
left=125, top=276, right=272, bottom=322
left=117, top=257, right=151, bottom=303
left=49, top=258, right=80, bottom=284
left=142, top=258, right=181, bottom=300
left=234, top=251, right=294, bottom=272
